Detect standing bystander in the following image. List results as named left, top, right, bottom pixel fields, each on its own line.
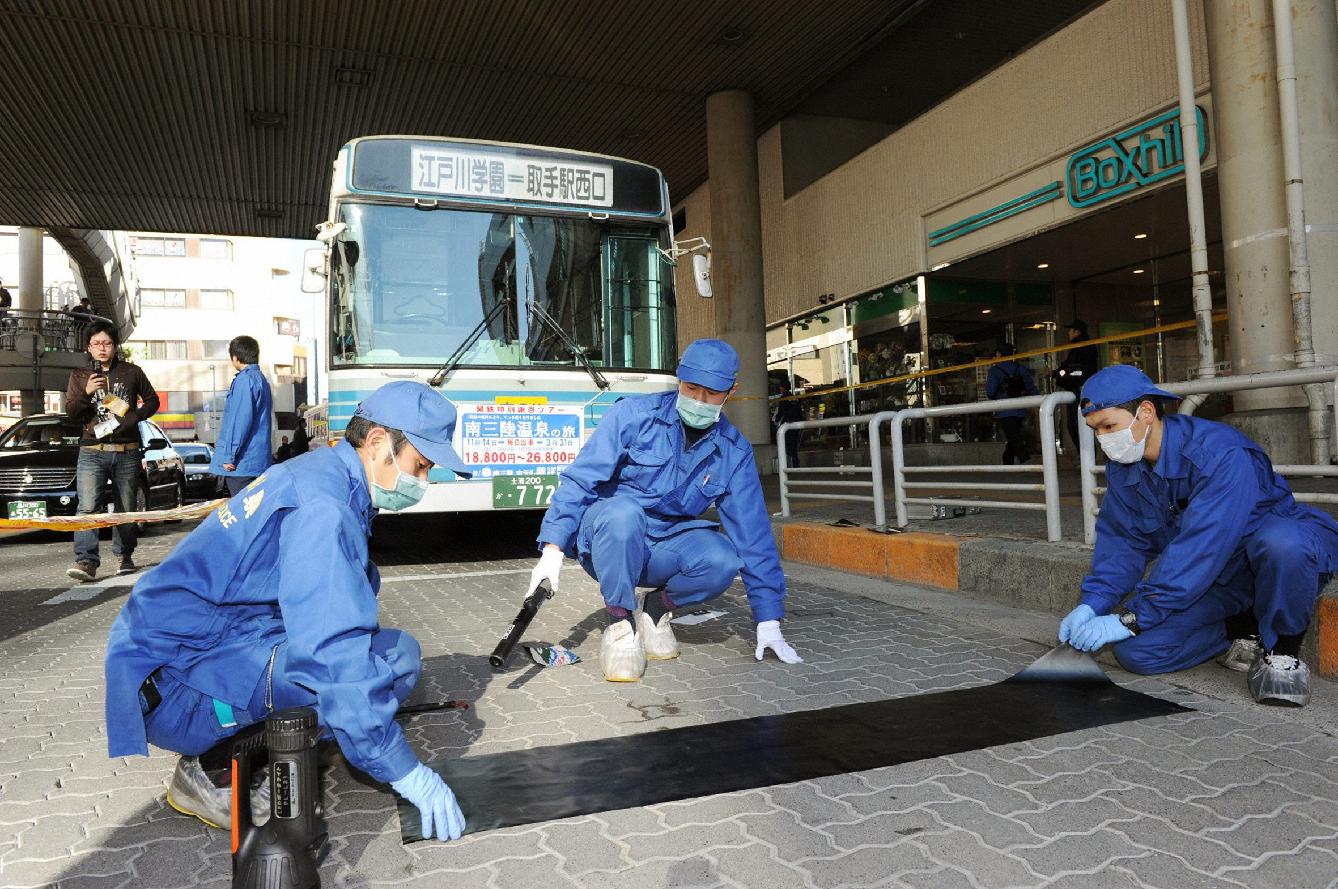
left=986, top=344, right=1038, bottom=465
left=1053, top=320, right=1099, bottom=452
left=64, top=320, right=160, bottom=581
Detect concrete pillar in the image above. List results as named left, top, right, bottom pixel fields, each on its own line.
left=1206, top=0, right=1297, bottom=410
left=1206, top=1, right=1338, bottom=459
left=17, top=227, right=43, bottom=311
left=705, top=90, right=771, bottom=456
left=17, top=227, right=44, bottom=415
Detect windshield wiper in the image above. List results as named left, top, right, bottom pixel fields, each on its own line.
left=427, top=295, right=513, bottom=387
left=526, top=299, right=609, bottom=390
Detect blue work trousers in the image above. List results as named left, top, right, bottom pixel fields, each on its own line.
left=73, top=447, right=139, bottom=568
left=143, top=628, right=420, bottom=756
left=576, top=496, right=743, bottom=612
left=225, top=476, right=258, bottom=497
left=1113, top=514, right=1330, bottom=674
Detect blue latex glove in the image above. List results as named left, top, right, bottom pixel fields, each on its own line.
left=1069, top=614, right=1134, bottom=652
left=390, top=763, right=465, bottom=841
left=1057, top=604, right=1096, bottom=645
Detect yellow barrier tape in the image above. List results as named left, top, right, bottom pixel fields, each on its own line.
left=0, top=498, right=227, bottom=531
left=774, top=312, right=1228, bottom=402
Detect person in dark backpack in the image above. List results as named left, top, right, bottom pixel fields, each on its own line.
left=986, top=344, right=1039, bottom=464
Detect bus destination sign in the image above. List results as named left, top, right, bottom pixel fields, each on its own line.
left=411, top=146, right=614, bottom=208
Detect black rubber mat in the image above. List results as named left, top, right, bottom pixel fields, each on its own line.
left=400, top=665, right=1187, bottom=841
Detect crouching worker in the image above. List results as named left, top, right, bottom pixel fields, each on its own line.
left=104, top=382, right=473, bottom=840
left=1058, top=365, right=1338, bottom=706
left=528, top=338, right=802, bottom=682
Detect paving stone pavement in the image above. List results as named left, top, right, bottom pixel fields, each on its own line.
left=1, top=523, right=1336, bottom=888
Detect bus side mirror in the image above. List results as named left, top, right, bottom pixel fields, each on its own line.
left=300, top=247, right=325, bottom=294
left=692, top=253, right=713, bottom=299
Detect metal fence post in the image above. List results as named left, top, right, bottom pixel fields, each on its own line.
left=1079, top=414, right=1099, bottom=546
left=868, top=414, right=886, bottom=529
left=890, top=410, right=911, bottom=528
left=777, top=421, right=792, bottom=517
left=1037, top=392, right=1068, bottom=542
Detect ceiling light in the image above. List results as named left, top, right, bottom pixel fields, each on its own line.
left=247, top=111, right=286, bottom=128
left=1036, top=262, right=1049, bottom=269
left=1132, top=268, right=1145, bottom=274
left=981, top=309, right=992, bottom=315
left=1133, top=233, right=1148, bottom=240
left=335, top=67, right=372, bottom=86
left=717, top=26, right=747, bottom=45
left=930, top=262, right=951, bottom=271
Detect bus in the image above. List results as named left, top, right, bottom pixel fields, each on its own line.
left=314, top=136, right=708, bottom=512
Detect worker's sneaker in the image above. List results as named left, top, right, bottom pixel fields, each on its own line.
left=1216, top=636, right=1262, bottom=672
left=599, top=620, right=646, bottom=682
left=166, top=755, right=271, bottom=830
left=66, top=561, right=97, bottom=582
left=637, top=610, right=681, bottom=660
left=1247, top=653, right=1311, bottom=707
left=117, top=555, right=137, bottom=576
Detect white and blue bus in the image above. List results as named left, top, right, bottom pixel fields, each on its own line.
left=315, top=136, right=708, bottom=512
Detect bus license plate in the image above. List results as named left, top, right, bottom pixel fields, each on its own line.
left=492, top=475, right=559, bottom=510
left=6, top=500, right=47, bottom=520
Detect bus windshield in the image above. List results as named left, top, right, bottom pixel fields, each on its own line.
left=329, top=202, right=677, bottom=372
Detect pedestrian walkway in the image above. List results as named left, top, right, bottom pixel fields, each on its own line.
left=0, top=524, right=1335, bottom=888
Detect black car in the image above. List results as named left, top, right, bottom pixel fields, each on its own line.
left=175, top=441, right=221, bottom=500
left=0, top=414, right=186, bottom=522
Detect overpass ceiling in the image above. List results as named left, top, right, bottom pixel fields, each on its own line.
left=0, top=0, right=1103, bottom=240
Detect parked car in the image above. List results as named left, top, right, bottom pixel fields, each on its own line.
left=0, top=414, right=186, bottom=524
left=175, top=441, right=221, bottom=500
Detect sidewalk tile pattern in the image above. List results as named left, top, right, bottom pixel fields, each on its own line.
left=1, top=558, right=1336, bottom=888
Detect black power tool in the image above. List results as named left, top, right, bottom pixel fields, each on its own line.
left=232, top=707, right=327, bottom=889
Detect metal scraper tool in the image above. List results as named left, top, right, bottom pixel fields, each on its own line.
left=1009, top=644, right=1111, bottom=684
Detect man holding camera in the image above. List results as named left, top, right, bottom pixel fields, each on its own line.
left=64, top=319, right=160, bottom=581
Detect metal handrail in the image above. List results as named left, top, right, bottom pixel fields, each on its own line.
left=869, top=391, right=1074, bottom=541
left=0, top=308, right=109, bottom=354
left=1078, top=366, right=1338, bottom=544
left=777, top=412, right=881, bottom=515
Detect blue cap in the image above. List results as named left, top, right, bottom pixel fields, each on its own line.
left=353, top=381, right=472, bottom=477
left=1079, top=365, right=1179, bottom=416
left=677, top=338, right=739, bottom=392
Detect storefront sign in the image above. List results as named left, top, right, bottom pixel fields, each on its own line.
left=1066, top=106, right=1208, bottom=208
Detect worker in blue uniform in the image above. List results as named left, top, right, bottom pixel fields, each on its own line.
left=528, top=338, right=802, bottom=682
left=1057, top=365, right=1337, bottom=706
left=208, top=335, right=274, bottom=495
left=105, top=381, right=473, bottom=840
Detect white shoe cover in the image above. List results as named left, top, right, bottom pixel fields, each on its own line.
left=1247, top=653, right=1310, bottom=707
left=637, top=610, right=680, bottom=660
left=600, top=621, right=646, bottom=682
left=1217, top=637, right=1262, bottom=673
left=166, top=756, right=270, bottom=829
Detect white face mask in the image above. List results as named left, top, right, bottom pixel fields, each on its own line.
left=1097, top=410, right=1150, bottom=464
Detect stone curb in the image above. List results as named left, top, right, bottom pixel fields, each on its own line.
left=774, top=519, right=1338, bottom=678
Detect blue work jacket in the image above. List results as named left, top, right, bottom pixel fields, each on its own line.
left=985, top=361, right=1038, bottom=419
left=1080, top=413, right=1338, bottom=630
left=538, top=390, right=787, bottom=622
left=105, top=442, right=419, bottom=785
left=210, top=363, right=273, bottom=477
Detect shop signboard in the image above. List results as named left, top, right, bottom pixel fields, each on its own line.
left=1066, top=106, right=1208, bottom=209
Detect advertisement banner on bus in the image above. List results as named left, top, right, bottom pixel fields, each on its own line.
left=453, top=403, right=582, bottom=477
